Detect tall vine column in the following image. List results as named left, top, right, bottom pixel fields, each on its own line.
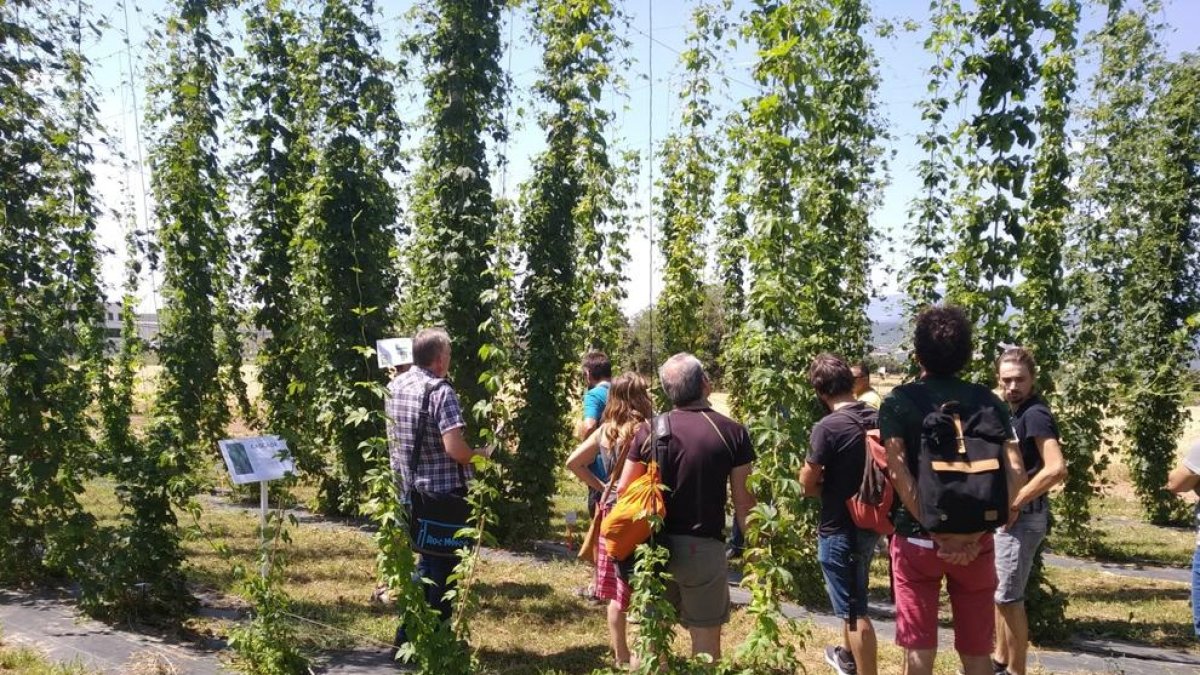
left=291, top=0, right=405, bottom=516
left=236, top=1, right=313, bottom=464
left=1014, top=0, right=1080, bottom=639
left=135, top=0, right=236, bottom=615
left=729, top=0, right=885, bottom=667
left=0, top=0, right=104, bottom=584
left=656, top=2, right=726, bottom=359
left=402, top=0, right=508, bottom=445
left=944, top=0, right=1048, bottom=385
left=498, top=0, right=619, bottom=540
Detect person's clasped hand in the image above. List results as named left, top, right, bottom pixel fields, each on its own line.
left=931, top=533, right=982, bottom=565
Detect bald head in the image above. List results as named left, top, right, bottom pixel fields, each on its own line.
left=659, top=353, right=708, bottom=407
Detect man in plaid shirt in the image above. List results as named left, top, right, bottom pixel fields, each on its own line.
left=386, top=327, right=488, bottom=650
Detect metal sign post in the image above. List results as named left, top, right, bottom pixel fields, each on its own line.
left=217, top=436, right=296, bottom=579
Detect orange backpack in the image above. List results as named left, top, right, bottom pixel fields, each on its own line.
left=601, top=416, right=667, bottom=561
left=845, top=426, right=895, bottom=536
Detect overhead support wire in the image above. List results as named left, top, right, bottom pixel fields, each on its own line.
left=646, top=0, right=655, bottom=379
left=120, top=0, right=159, bottom=319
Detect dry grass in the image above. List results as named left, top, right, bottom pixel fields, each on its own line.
left=139, top=482, right=1065, bottom=674
left=122, top=651, right=180, bottom=675
left=1047, top=566, right=1197, bottom=652
left=65, top=375, right=1197, bottom=673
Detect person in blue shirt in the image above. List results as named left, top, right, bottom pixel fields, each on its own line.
left=575, top=351, right=612, bottom=517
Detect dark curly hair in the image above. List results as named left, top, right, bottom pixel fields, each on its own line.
left=808, top=353, right=854, bottom=398
left=913, top=305, right=973, bottom=377
left=581, top=351, right=612, bottom=380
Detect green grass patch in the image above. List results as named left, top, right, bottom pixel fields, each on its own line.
left=1047, top=566, right=1197, bottom=652
left=1048, top=494, right=1196, bottom=568
left=0, top=637, right=91, bottom=675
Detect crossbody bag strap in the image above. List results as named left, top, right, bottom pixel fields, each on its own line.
left=698, top=410, right=733, bottom=458
left=407, top=378, right=449, bottom=487
left=597, top=423, right=648, bottom=505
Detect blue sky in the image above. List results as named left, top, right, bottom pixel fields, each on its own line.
left=86, top=1, right=1200, bottom=316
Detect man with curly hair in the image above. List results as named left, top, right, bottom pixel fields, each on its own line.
left=879, top=306, right=1025, bottom=675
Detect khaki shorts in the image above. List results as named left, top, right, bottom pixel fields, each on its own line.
left=664, top=534, right=731, bottom=628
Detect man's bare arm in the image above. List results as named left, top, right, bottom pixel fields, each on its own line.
left=798, top=461, right=823, bottom=497
left=574, top=417, right=599, bottom=442
left=730, top=463, right=756, bottom=535
left=1012, top=436, right=1066, bottom=509
left=1167, top=463, right=1200, bottom=493
left=441, top=427, right=490, bottom=465
left=1003, top=439, right=1027, bottom=525
left=885, top=437, right=921, bottom=520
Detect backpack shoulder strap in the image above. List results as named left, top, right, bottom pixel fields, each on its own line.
left=652, top=413, right=671, bottom=464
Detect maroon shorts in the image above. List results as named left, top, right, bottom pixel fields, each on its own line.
left=889, top=533, right=997, bottom=655
left=594, top=505, right=630, bottom=610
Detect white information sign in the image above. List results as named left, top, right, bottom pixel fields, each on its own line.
left=218, top=436, right=295, bottom=485
left=376, top=337, right=414, bottom=369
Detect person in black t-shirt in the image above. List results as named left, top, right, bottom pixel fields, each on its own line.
left=880, top=306, right=1025, bottom=675
left=992, top=348, right=1068, bottom=675
left=801, top=353, right=880, bottom=675
left=619, top=353, right=756, bottom=661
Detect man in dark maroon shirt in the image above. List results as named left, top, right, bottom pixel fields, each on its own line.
left=617, top=353, right=756, bottom=660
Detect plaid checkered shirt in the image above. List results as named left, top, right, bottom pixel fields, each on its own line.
left=385, top=366, right=470, bottom=495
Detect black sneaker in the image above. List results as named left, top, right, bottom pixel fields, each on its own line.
left=824, top=645, right=857, bottom=675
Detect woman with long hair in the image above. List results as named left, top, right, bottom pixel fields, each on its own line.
left=565, top=372, right=654, bottom=667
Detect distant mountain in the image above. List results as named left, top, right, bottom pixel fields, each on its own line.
left=868, top=295, right=907, bottom=352
left=871, top=318, right=907, bottom=352
left=866, top=296, right=1199, bottom=368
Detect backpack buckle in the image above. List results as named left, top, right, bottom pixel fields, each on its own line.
left=940, top=401, right=968, bottom=456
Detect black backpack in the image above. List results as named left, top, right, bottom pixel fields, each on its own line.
left=904, top=386, right=1010, bottom=534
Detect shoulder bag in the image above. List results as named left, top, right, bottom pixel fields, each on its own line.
left=407, top=379, right=473, bottom=557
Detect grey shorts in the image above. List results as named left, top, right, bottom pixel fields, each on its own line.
left=664, top=534, right=731, bottom=628
left=994, top=503, right=1049, bottom=604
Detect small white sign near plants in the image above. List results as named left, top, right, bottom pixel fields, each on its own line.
left=218, top=436, right=294, bottom=485
left=376, top=337, right=414, bottom=369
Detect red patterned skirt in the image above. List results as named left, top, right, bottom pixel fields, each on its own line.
left=593, top=504, right=630, bottom=610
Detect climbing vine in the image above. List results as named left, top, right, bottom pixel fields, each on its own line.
left=499, top=0, right=621, bottom=539
left=716, top=117, right=749, bottom=379
left=0, top=0, right=105, bottom=583
left=135, top=0, right=238, bottom=616
left=1054, top=0, right=1137, bottom=553
left=1014, top=0, right=1076, bottom=382
left=656, top=2, right=727, bottom=359
left=728, top=0, right=885, bottom=667
left=291, top=0, right=404, bottom=516
left=943, top=0, right=1047, bottom=385
left=1066, top=2, right=1198, bottom=527
left=571, top=11, right=629, bottom=361
left=1115, top=24, right=1200, bottom=525
left=1013, top=0, right=1080, bottom=638
left=579, top=146, right=637, bottom=361
left=904, top=0, right=968, bottom=316
left=234, top=0, right=314, bottom=466
left=401, top=0, right=508, bottom=445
